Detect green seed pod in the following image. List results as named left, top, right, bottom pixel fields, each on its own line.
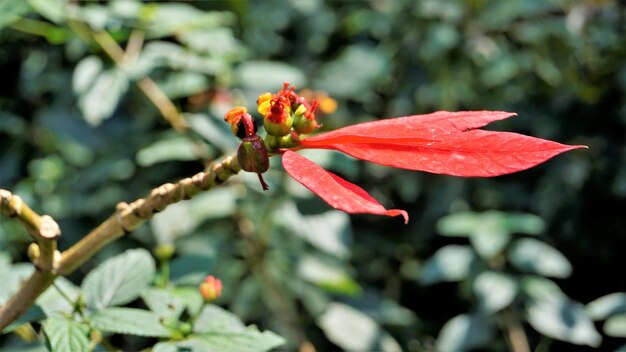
left=237, top=135, right=269, bottom=174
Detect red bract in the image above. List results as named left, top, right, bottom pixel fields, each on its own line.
left=282, top=150, right=409, bottom=223
left=282, top=111, right=585, bottom=222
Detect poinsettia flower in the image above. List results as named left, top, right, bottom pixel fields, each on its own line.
left=224, top=84, right=585, bottom=224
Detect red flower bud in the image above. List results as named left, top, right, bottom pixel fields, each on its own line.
left=262, top=97, right=292, bottom=136
left=199, top=275, right=223, bottom=301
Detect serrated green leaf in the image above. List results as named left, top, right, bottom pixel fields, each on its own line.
left=43, top=317, right=89, bottom=352
left=419, top=245, right=475, bottom=285
left=90, top=307, right=171, bottom=337
left=604, top=314, right=626, bottom=337
left=0, top=0, right=31, bottom=30
left=82, top=248, right=156, bottom=310
left=587, top=292, right=626, bottom=321
left=526, top=296, right=601, bottom=347
left=194, top=304, right=245, bottom=333
left=473, top=271, right=518, bottom=313
left=509, top=238, right=572, bottom=278
left=196, top=326, right=285, bottom=352
left=436, top=313, right=494, bottom=352
left=152, top=339, right=208, bottom=352
left=172, top=287, right=204, bottom=317
left=141, top=288, right=186, bottom=319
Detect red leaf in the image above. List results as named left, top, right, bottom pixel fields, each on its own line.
left=301, top=111, right=515, bottom=147
left=328, top=130, right=585, bottom=177
left=282, top=151, right=408, bottom=223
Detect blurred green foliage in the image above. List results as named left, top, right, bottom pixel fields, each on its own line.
left=1, top=0, right=625, bottom=351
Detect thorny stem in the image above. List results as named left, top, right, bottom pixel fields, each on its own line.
left=0, top=154, right=241, bottom=332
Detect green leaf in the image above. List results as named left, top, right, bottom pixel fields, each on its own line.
left=136, top=135, right=201, bottom=166
left=473, top=271, right=518, bottom=313
left=0, top=0, right=31, bottom=30
left=90, top=307, right=171, bottom=337
left=419, top=245, right=475, bottom=285
left=604, top=314, right=626, bottom=338
left=317, top=303, right=399, bottom=352
left=191, top=304, right=284, bottom=352
left=526, top=296, right=601, bottom=347
left=141, top=288, right=186, bottom=319
left=196, top=327, right=285, bottom=352
left=74, top=59, right=129, bottom=126
left=436, top=313, right=494, bottom=352
left=26, top=0, right=65, bottom=23
left=520, top=276, right=565, bottom=301
left=172, top=287, right=204, bottom=317
left=437, top=211, right=544, bottom=259
left=43, top=317, right=89, bottom=352
left=186, top=113, right=239, bottom=152
left=297, top=255, right=361, bottom=295
left=508, top=238, right=572, bottom=278
left=278, top=202, right=352, bottom=258
left=82, top=248, right=156, bottom=310
left=193, top=304, right=245, bottom=333
left=236, top=61, right=306, bottom=93
left=139, top=3, right=234, bottom=38
left=587, top=292, right=626, bottom=320
left=152, top=339, right=209, bottom=352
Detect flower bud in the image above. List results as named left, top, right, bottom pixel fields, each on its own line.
left=293, top=100, right=320, bottom=134
left=256, top=92, right=273, bottom=115
left=224, top=107, right=256, bottom=139
left=263, top=97, right=293, bottom=137
left=199, top=275, right=223, bottom=301
left=237, top=135, right=270, bottom=190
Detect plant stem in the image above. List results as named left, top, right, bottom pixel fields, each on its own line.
left=499, top=309, right=531, bottom=352
left=0, top=154, right=241, bottom=332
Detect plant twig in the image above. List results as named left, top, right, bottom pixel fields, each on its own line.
left=499, top=309, right=531, bottom=352
left=0, top=190, right=60, bottom=272
left=0, top=154, right=241, bottom=332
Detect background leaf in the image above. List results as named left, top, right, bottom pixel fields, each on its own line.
left=526, top=296, right=602, bottom=347
left=419, top=245, right=475, bottom=285
left=82, top=248, right=156, bottom=310
left=435, top=313, right=494, bottom=352
left=508, top=238, right=572, bottom=278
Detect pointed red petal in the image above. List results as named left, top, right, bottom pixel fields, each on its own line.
left=329, top=130, right=586, bottom=177
left=282, top=151, right=408, bottom=223
left=301, top=111, right=515, bottom=147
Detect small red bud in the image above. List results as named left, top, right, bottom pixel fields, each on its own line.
left=199, top=275, right=223, bottom=302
